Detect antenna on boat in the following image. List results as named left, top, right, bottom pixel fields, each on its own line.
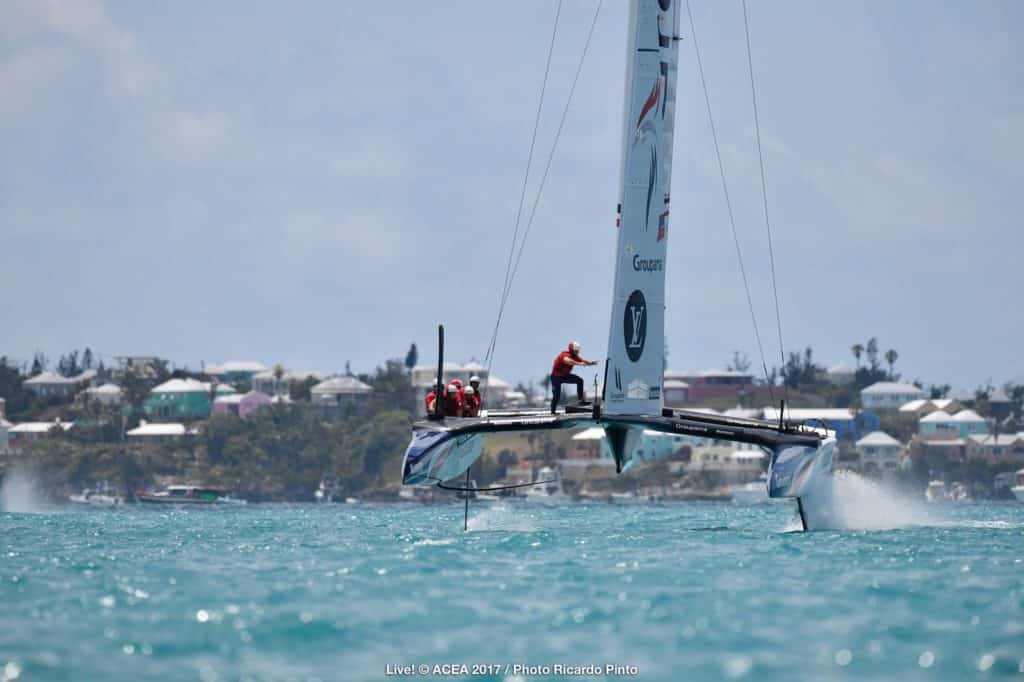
left=431, top=325, right=445, bottom=421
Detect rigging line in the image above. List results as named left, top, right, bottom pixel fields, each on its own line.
left=741, top=0, right=787, bottom=406
left=492, top=0, right=563, bottom=349
left=684, top=0, right=774, bottom=400
left=484, top=0, right=604, bottom=391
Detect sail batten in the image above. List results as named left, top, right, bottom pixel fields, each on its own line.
left=604, top=0, right=680, bottom=417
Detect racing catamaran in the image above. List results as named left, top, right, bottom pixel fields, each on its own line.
left=400, top=0, right=837, bottom=530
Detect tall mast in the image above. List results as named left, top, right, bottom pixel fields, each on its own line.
left=604, top=0, right=680, bottom=416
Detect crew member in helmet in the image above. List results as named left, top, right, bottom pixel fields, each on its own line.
left=441, top=382, right=465, bottom=417
left=425, top=388, right=437, bottom=415
left=467, top=375, right=483, bottom=414
left=550, top=341, right=597, bottom=414
left=462, top=386, right=479, bottom=417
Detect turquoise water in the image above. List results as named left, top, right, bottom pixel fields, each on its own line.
left=1, top=500, right=1022, bottom=681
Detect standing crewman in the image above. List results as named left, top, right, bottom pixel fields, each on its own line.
left=550, top=341, right=597, bottom=414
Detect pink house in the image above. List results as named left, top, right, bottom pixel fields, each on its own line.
left=212, top=391, right=272, bottom=419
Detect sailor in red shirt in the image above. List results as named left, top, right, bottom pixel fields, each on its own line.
left=424, top=389, right=437, bottom=415
left=441, top=383, right=465, bottom=417
left=467, top=375, right=483, bottom=415
left=550, top=341, right=597, bottom=414
left=463, top=386, right=479, bottom=417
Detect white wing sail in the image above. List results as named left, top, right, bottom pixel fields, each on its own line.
left=604, top=0, right=680, bottom=416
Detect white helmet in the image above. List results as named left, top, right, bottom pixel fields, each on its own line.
left=464, top=386, right=475, bottom=395
left=469, top=375, right=480, bottom=383
left=446, top=383, right=458, bottom=393
left=569, top=341, right=581, bottom=352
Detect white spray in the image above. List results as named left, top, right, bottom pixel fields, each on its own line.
left=0, top=465, right=47, bottom=513
left=800, top=470, right=935, bottom=531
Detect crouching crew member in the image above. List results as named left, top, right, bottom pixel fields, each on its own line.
left=441, top=382, right=465, bottom=417
left=550, top=341, right=597, bottom=414
left=463, top=386, right=480, bottom=417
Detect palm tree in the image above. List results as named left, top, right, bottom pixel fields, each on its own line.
left=851, top=343, right=864, bottom=369
left=884, top=349, right=898, bottom=379
left=272, top=363, right=286, bottom=396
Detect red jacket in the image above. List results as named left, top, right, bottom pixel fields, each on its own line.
left=552, top=350, right=581, bottom=377
left=424, top=391, right=436, bottom=413
left=442, top=390, right=465, bottom=417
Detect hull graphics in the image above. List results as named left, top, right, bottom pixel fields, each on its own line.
left=401, top=409, right=827, bottom=486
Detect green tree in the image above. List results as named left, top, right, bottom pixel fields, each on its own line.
left=851, top=343, right=864, bottom=369
left=866, top=337, right=880, bottom=373
left=404, top=343, right=419, bottom=373
left=272, top=363, right=286, bottom=395
left=884, top=349, right=899, bottom=379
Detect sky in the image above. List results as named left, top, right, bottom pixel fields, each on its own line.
left=2, top=0, right=1022, bottom=392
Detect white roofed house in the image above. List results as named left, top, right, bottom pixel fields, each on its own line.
left=966, top=434, right=1024, bottom=465
left=950, top=409, right=988, bottom=438
left=860, top=382, right=926, bottom=410
left=204, top=360, right=268, bottom=386
left=7, top=420, right=73, bottom=453
left=251, top=368, right=323, bottom=396
left=918, top=410, right=956, bottom=437
left=23, top=371, right=78, bottom=401
left=143, top=378, right=214, bottom=420
left=311, top=376, right=373, bottom=410
left=83, top=383, right=123, bottom=406
left=826, top=362, right=856, bottom=385
left=126, top=420, right=196, bottom=441
left=856, top=431, right=905, bottom=474
left=663, top=379, right=690, bottom=407
left=899, top=398, right=962, bottom=417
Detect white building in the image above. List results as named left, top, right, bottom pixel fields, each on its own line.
left=251, top=368, right=323, bottom=396
left=860, top=382, right=926, bottom=410
left=84, top=383, right=123, bottom=406
left=7, top=420, right=73, bottom=452
left=410, top=361, right=512, bottom=410
left=899, top=398, right=961, bottom=416
left=826, top=362, right=856, bottom=385
left=126, top=421, right=195, bottom=440
left=856, top=431, right=904, bottom=472
left=311, top=376, right=373, bottom=406
left=23, top=371, right=78, bottom=399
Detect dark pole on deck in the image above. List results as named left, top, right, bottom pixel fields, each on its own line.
left=463, top=468, right=471, bottom=532
left=434, top=325, right=445, bottom=420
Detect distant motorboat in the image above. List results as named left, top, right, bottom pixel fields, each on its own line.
left=135, top=485, right=246, bottom=506
left=1011, top=468, right=1024, bottom=503
left=730, top=474, right=769, bottom=505
left=69, top=486, right=124, bottom=508
left=524, top=467, right=567, bottom=502
left=925, top=480, right=970, bottom=503
left=315, top=474, right=340, bottom=503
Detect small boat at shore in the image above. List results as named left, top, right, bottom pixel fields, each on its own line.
left=1011, top=468, right=1024, bottom=503
left=135, top=485, right=246, bottom=506
left=69, top=485, right=124, bottom=508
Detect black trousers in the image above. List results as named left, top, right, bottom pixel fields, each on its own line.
left=550, top=374, right=584, bottom=413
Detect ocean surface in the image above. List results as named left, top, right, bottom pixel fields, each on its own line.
left=1, top=487, right=1022, bottom=681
